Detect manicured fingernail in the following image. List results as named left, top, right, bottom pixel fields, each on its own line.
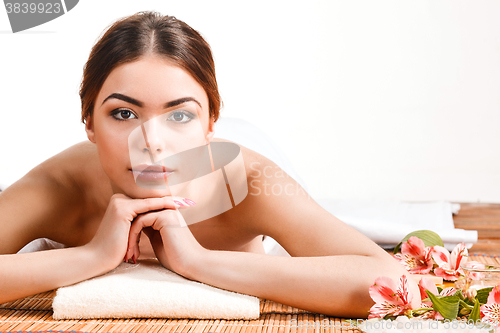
left=173, top=200, right=185, bottom=207
left=132, top=255, right=136, bottom=264
left=183, top=198, right=196, bottom=206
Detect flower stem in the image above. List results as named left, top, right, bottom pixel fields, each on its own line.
left=410, top=308, right=434, bottom=316
left=459, top=300, right=473, bottom=310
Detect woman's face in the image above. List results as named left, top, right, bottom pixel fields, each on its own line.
left=85, top=55, right=215, bottom=199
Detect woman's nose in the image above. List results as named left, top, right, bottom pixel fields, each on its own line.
left=141, top=121, right=168, bottom=158
left=142, top=146, right=162, bottom=153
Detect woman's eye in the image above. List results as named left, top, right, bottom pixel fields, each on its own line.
left=167, top=111, right=193, bottom=123
left=112, top=109, right=137, bottom=121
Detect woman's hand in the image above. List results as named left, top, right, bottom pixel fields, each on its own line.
left=126, top=198, right=206, bottom=277
left=84, top=193, right=181, bottom=273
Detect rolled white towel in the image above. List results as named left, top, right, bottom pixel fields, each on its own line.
left=316, top=199, right=477, bottom=250
left=52, top=259, right=260, bottom=320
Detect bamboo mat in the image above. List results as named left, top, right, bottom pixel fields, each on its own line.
left=0, top=254, right=497, bottom=333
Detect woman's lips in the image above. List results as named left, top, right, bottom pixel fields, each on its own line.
left=131, top=164, right=175, bottom=182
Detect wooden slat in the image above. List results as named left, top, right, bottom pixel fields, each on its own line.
left=452, top=203, right=500, bottom=255
left=453, top=203, right=500, bottom=216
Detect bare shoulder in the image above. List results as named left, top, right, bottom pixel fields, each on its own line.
left=0, top=141, right=110, bottom=253
left=210, top=137, right=299, bottom=226
left=23, top=141, right=109, bottom=203
left=210, top=137, right=272, bottom=180
left=30, top=141, right=95, bottom=180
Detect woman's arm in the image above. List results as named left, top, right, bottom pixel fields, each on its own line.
left=0, top=245, right=105, bottom=303
left=185, top=189, right=417, bottom=317
left=0, top=164, right=183, bottom=303
left=189, top=249, right=397, bottom=318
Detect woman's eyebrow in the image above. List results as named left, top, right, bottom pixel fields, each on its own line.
left=101, top=93, right=202, bottom=109
left=102, top=93, right=143, bottom=107
left=165, top=97, right=202, bottom=109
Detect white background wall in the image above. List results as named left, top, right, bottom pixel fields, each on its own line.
left=1, top=0, right=499, bottom=202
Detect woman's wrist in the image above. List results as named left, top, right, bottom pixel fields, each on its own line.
left=80, top=242, right=121, bottom=276
left=176, top=246, right=211, bottom=280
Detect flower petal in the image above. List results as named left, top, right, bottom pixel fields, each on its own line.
left=369, top=276, right=398, bottom=304
left=431, top=246, right=450, bottom=267
left=487, top=285, right=500, bottom=305
left=450, top=243, right=468, bottom=271
left=402, top=236, right=426, bottom=257
left=433, top=266, right=459, bottom=281
left=440, top=287, right=457, bottom=297
left=418, top=277, right=438, bottom=300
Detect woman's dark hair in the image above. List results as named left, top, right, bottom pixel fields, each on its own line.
left=80, top=11, right=221, bottom=123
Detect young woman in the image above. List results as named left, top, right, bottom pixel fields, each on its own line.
left=0, top=11, right=419, bottom=317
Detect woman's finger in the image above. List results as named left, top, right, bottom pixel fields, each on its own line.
left=126, top=211, right=162, bottom=261
left=115, top=194, right=194, bottom=223
left=130, top=230, right=141, bottom=264
left=126, top=210, right=186, bottom=262
left=121, top=196, right=194, bottom=261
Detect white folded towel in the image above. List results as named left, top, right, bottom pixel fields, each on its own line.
left=52, top=259, right=260, bottom=320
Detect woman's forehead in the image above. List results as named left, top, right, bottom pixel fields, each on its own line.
left=97, top=56, right=210, bottom=112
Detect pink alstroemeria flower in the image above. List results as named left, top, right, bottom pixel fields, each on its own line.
left=432, top=243, right=468, bottom=281
left=418, top=277, right=456, bottom=319
left=480, top=285, right=500, bottom=326
left=393, top=236, right=433, bottom=274
left=368, top=275, right=413, bottom=319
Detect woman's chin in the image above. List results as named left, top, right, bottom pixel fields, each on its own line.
left=112, top=183, right=173, bottom=199
left=131, top=189, right=173, bottom=199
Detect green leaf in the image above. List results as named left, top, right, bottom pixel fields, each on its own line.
left=342, top=319, right=358, bottom=327
left=426, top=290, right=460, bottom=320
left=393, top=230, right=444, bottom=254
left=477, top=287, right=494, bottom=304
left=469, top=299, right=481, bottom=322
